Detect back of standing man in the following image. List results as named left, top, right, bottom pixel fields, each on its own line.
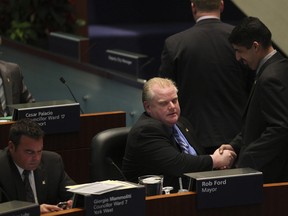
left=159, top=0, right=254, bottom=153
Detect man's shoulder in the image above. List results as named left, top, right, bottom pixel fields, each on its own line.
left=0, top=149, right=8, bottom=161
left=0, top=60, right=20, bottom=76
left=41, top=151, right=62, bottom=161
left=0, top=60, right=19, bottom=69
left=131, top=113, right=170, bottom=134
left=0, top=150, right=11, bottom=175
left=134, top=113, right=164, bottom=127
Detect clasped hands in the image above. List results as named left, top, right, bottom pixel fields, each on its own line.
left=211, top=144, right=236, bottom=170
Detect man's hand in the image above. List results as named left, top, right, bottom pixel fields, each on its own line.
left=218, top=144, right=234, bottom=154
left=40, top=200, right=73, bottom=213
left=40, top=204, right=62, bottom=213
left=211, top=148, right=237, bottom=169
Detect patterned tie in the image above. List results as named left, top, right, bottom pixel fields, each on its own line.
left=0, top=77, right=6, bottom=117
left=23, top=170, right=35, bottom=203
left=173, top=125, right=197, bottom=155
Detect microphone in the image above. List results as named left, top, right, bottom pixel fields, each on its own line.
left=139, top=57, right=155, bottom=72
left=59, top=77, right=84, bottom=114
left=106, top=157, right=127, bottom=181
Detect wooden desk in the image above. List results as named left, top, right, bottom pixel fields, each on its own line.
left=0, top=111, right=126, bottom=183
left=41, top=182, right=288, bottom=216
left=42, top=208, right=84, bottom=216
left=146, top=182, right=288, bottom=216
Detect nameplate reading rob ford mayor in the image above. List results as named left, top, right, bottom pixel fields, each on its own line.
left=185, top=168, right=263, bottom=209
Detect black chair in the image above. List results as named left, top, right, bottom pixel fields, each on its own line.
left=90, top=127, right=131, bottom=182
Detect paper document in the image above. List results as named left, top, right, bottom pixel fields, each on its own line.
left=68, top=180, right=138, bottom=195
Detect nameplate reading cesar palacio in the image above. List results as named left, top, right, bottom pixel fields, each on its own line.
left=9, top=100, right=80, bottom=134
left=25, top=110, right=65, bottom=126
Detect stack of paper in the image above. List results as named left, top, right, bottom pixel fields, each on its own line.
left=67, top=180, right=138, bottom=195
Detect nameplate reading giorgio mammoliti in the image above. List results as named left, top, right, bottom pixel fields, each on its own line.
left=185, top=168, right=263, bottom=209
left=73, top=184, right=145, bottom=216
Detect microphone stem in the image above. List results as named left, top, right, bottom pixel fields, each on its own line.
left=65, top=83, right=84, bottom=114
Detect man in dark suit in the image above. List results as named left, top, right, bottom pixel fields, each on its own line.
left=159, top=0, right=254, bottom=153
left=0, top=118, right=75, bottom=213
left=0, top=60, right=35, bottom=117
left=220, top=17, right=288, bottom=183
left=122, top=77, right=236, bottom=192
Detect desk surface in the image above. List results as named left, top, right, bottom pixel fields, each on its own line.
left=41, top=182, right=288, bottom=216
left=43, top=208, right=84, bottom=216
left=146, top=182, right=288, bottom=216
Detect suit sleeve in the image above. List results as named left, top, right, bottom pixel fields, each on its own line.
left=230, top=132, right=243, bottom=153
left=159, top=40, right=177, bottom=80
left=14, top=64, right=35, bottom=103
left=129, top=123, right=213, bottom=177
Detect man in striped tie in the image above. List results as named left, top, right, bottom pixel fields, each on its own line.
left=0, top=118, right=75, bottom=213
left=123, top=77, right=236, bottom=192
left=0, top=60, right=35, bottom=117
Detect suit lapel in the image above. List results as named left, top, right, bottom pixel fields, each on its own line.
left=7, top=155, right=27, bottom=201
left=176, top=120, right=205, bottom=154
left=34, top=163, right=48, bottom=204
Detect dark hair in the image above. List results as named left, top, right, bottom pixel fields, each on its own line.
left=9, top=118, right=44, bottom=147
left=191, top=0, right=222, bottom=11
left=229, top=16, right=272, bottom=49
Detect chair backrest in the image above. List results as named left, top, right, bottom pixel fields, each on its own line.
left=90, top=127, right=131, bottom=182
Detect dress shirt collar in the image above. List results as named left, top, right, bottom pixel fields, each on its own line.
left=196, top=16, right=220, bottom=23
left=15, top=163, right=25, bottom=179
left=15, top=163, right=34, bottom=181
left=256, top=49, right=277, bottom=74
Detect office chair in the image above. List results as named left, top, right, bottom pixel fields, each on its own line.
left=90, top=126, right=131, bottom=182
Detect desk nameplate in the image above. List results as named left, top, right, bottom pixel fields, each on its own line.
left=185, top=168, right=263, bottom=209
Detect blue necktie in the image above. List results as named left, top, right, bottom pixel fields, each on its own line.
left=173, top=125, right=197, bottom=156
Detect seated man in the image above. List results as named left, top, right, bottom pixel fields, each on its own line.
left=122, top=77, right=236, bottom=192
left=0, top=118, right=75, bottom=214
left=0, top=60, right=35, bottom=117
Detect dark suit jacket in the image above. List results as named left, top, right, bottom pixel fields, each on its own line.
left=231, top=52, right=288, bottom=183
left=122, top=112, right=213, bottom=191
left=0, top=149, right=75, bottom=204
left=0, top=60, right=35, bottom=115
left=159, top=19, right=254, bottom=152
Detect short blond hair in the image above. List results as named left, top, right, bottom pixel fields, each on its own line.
left=142, top=77, right=178, bottom=103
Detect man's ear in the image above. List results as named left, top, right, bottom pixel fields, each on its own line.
left=8, top=141, right=15, bottom=153
left=191, top=2, right=197, bottom=15
left=143, top=101, right=150, bottom=114
left=253, top=41, right=260, bottom=52
left=220, top=0, right=224, bottom=13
